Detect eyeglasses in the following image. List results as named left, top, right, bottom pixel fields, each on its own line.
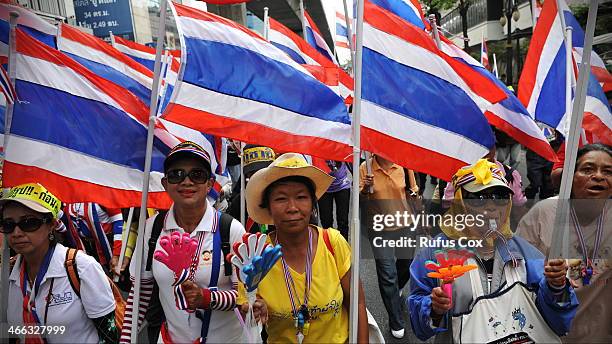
left=463, top=193, right=510, bottom=207
left=165, top=168, right=210, bottom=184
left=0, top=217, right=51, bottom=234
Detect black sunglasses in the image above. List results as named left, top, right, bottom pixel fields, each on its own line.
left=463, top=193, right=510, bottom=207
left=165, top=168, right=210, bottom=184
left=0, top=217, right=52, bottom=234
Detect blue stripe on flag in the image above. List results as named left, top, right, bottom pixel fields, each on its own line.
left=126, top=54, right=156, bottom=71
left=12, top=80, right=166, bottom=172
left=182, top=37, right=349, bottom=124
left=270, top=42, right=307, bottom=65
left=0, top=21, right=56, bottom=48
left=563, top=11, right=585, bottom=48
left=534, top=46, right=567, bottom=128
left=304, top=28, right=334, bottom=60
left=587, top=70, right=611, bottom=110
left=369, top=0, right=425, bottom=29
left=64, top=52, right=152, bottom=106
left=362, top=48, right=493, bottom=146
left=336, top=23, right=348, bottom=37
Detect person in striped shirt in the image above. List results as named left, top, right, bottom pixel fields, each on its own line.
left=120, top=142, right=245, bottom=343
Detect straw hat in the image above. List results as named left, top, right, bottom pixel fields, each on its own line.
left=246, top=153, right=334, bottom=225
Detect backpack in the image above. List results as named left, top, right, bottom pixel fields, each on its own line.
left=143, top=210, right=234, bottom=343
left=64, top=248, right=126, bottom=330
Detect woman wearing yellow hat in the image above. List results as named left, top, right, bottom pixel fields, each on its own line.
left=2, top=183, right=118, bottom=343
left=408, top=160, right=578, bottom=343
left=238, top=153, right=368, bottom=343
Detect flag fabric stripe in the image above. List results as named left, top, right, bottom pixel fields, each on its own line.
left=368, top=0, right=425, bottom=29
left=0, top=2, right=56, bottom=57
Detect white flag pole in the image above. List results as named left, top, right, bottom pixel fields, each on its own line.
left=493, top=53, right=499, bottom=78
left=113, top=207, right=134, bottom=282
left=549, top=0, right=598, bottom=259
left=349, top=0, right=365, bottom=341
left=299, top=0, right=307, bottom=40
left=240, top=142, right=246, bottom=227
left=263, top=7, right=270, bottom=40
left=0, top=12, right=19, bottom=342
left=130, top=0, right=168, bottom=342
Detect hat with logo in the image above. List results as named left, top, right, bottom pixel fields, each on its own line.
left=0, top=183, right=61, bottom=218
left=243, top=145, right=276, bottom=176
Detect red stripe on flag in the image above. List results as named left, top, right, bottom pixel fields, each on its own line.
left=163, top=104, right=353, bottom=162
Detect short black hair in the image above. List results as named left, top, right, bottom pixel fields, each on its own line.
left=260, top=176, right=317, bottom=209
left=575, top=143, right=612, bottom=170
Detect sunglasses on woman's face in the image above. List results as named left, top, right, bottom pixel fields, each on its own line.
left=165, top=168, right=210, bottom=184
left=0, top=217, right=51, bottom=234
left=463, top=192, right=510, bottom=207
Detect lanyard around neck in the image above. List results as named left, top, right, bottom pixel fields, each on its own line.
left=276, top=228, right=314, bottom=318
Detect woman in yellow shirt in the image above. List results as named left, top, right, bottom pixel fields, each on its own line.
left=238, top=153, right=368, bottom=343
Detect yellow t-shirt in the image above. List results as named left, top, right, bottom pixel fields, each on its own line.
left=238, top=226, right=351, bottom=343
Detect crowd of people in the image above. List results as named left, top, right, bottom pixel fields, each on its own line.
left=0, top=137, right=610, bottom=343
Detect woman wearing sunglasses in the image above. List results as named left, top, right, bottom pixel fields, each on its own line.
left=120, top=141, right=246, bottom=344
left=408, top=159, right=578, bottom=343
left=3, top=183, right=118, bottom=343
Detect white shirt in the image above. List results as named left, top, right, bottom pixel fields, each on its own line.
left=130, top=201, right=245, bottom=343
left=8, top=243, right=115, bottom=343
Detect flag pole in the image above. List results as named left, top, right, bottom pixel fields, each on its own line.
left=114, top=207, right=134, bottom=282
left=0, top=12, right=19, bottom=342
left=299, top=0, right=306, bottom=40
left=429, top=14, right=442, bottom=49
left=349, top=0, right=365, bottom=341
left=263, top=7, right=269, bottom=40
left=493, top=53, right=499, bottom=78
left=130, top=0, right=168, bottom=342
left=109, top=30, right=116, bottom=47
left=240, top=142, right=246, bottom=227
left=549, top=0, right=598, bottom=259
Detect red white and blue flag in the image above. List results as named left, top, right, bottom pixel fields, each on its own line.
left=481, top=33, right=490, bottom=70
left=162, top=3, right=352, bottom=161
left=519, top=0, right=611, bottom=144
left=3, top=29, right=172, bottom=208
left=360, top=1, right=506, bottom=180
left=440, top=36, right=557, bottom=161
left=111, top=34, right=181, bottom=72
left=303, top=10, right=335, bottom=62
left=268, top=16, right=354, bottom=104
left=335, top=10, right=350, bottom=50
left=0, top=64, right=15, bottom=104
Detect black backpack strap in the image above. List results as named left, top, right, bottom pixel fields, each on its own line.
left=146, top=210, right=167, bottom=271
left=219, top=212, right=234, bottom=276
left=503, top=164, right=516, bottom=184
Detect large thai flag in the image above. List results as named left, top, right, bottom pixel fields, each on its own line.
left=112, top=34, right=181, bottom=73
left=440, top=36, right=557, bottom=161
left=3, top=29, right=171, bottom=208
left=163, top=3, right=352, bottom=161
left=360, top=1, right=505, bottom=180
left=268, top=16, right=354, bottom=104
left=0, top=1, right=56, bottom=61
left=58, top=23, right=154, bottom=107
left=519, top=0, right=611, bottom=143
left=303, top=10, right=335, bottom=62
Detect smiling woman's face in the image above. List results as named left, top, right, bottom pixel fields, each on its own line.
left=267, top=181, right=313, bottom=234
left=572, top=151, right=612, bottom=199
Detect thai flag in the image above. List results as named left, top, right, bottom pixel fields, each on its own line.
left=481, top=34, right=490, bottom=70
left=163, top=3, right=352, bottom=161
left=112, top=34, right=181, bottom=73
left=3, top=29, right=172, bottom=209
left=440, top=36, right=557, bottom=161
left=303, top=10, right=335, bottom=62
left=58, top=23, right=154, bottom=107
left=560, top=1, right=612, bottom=93
left=0, top=64, right=15, bottom=104
left=369, top=0, right=425, bottom=29
left=519, top=0, right=611, bottom=143
left=268, top=16, right=354, bottom=104
left=0, top=1, right=56, bottom=62
left=335, top=10, right=350, bottom=49
left=360, top=1, right=505, bottom=180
